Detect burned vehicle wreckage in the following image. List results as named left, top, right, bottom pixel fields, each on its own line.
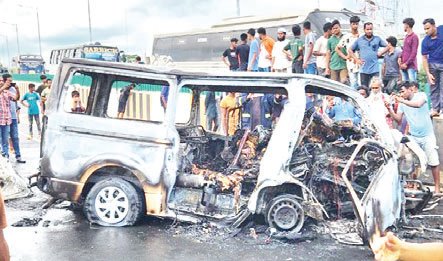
left=36, top=58, right=430, bottom=242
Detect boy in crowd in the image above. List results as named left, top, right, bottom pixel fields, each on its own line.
left=336, top=16, right=361, bottom=89
left=71, top=90, right=85, bottom=113
left=257, top=27, right=275, bottom=72
left=21, top=83, right=41, bottom=140
left=302, top=21, right=317, bottom=74
left=117, top=83, right=135, bottom=118
left=236, top=33, right=250, bottom=71
left=382, top=36, right=402, bottom=94
left=222, top=38, right=239, bottom=71
left=247, top=28, right=259, bottom=72
left=284, top=25, right=304, bottom=73
left=400, top=18, right=419, bottom=82
left=326, top=20, right=347, bottom=84
left=313, top=22, right=332, bottom=77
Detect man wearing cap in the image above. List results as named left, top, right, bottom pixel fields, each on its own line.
left=271, top=28, right=291, bottom=73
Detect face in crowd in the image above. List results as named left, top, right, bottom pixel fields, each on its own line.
left=364, top=23, right=374, bottom=38
left=423, top=22, right=436, bottom=37
left=332, top=24, right=341, bottom=36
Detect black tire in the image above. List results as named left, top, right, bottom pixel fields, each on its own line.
left=83, top=177, right=143, bottom=226
left=266, top=194, right=305, bottom=232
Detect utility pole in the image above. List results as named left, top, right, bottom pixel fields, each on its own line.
left=36, top=8, right=42, bottom=56
left=236, top=0, right=240, bottom=16
left=17, top=4, right=42, bottom=56
left=14, top=24, right=20, bottom=55
left=0, top=35, right=10, bottom=68
left=88, top=0, right=93, bottom=43
left=0, top=22, right=20, bottom=56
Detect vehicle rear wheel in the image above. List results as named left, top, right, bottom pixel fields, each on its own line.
left=266, top=194, right=305, bottom=232
left=83, top=177, right=143, bottom=226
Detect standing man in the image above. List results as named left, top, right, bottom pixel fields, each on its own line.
left=236, top=33, right=250, bottom=72
left=0, top=74, right=18, bottom=159
left=336, top=16, right=361, bottom=89
left=35, top=74, right=47, bottom=95
left=349, top=22, right=387, bottom=88
left=117, top=83, right=135, bottom=118
left=222, top=38, right=239, bottom=71
left=220, top=92, right=239, bottom=136
left=386, top=83, right=440, bottom=194
left=205, top=91, right=218, bottom=132
left=283, top=25, right=304, bottom=73
left=400, top=18, right=419, bottom=82
left=21, top=83, right=42, bottom=140
left=326, top=20, right=347, bottom=84
left=8, top=78, right=25, bottom=163
left=302, top=21, right=317, bottom=74
left=382, top=36, right=402, bottom=94
left=160, top=85, right=169, bottom=112
left=421, top=18, right=443, bottom=117
left=257, top=27, right=275, bottom=72
left=41, top=78, right=52, bottom=115
left=271, top=28, right=291, bottom=73
left=313, top=22, right=332, bottom=77
left=247, top=28, right=259, bottom=72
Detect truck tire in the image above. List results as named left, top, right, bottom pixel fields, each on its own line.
left=83, top=177, right=143, bottom=226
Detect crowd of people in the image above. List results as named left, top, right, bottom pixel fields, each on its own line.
left=0, top=74, right=54, bottom=164
left=220, top=16, right=442, bottom=195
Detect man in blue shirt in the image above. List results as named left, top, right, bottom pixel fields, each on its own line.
left=247, top=28, right=259, bottom=72
left=421, top=18, right=443, bottom=117
left=326, top=97, right=361, bottom=126
left=386, top=82, right=440, bottom=194
left=349, top=22, right=387, bottom=88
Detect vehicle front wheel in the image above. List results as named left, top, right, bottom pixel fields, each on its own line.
left=83, top=177, right=144, bottom=226
left=266, top=194, right=305, bottom=233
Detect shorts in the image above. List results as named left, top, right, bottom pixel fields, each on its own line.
left=409, top=134, right=440, bottom=166
left=118, top=101, right=127, bottom=113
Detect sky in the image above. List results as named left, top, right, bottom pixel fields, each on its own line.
left=0, top=0, right=441, bottom=67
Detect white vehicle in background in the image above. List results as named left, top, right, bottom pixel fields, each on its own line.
left=150, top=9, right=382, bottom=72
left=47, top=43, right=121, bottom=75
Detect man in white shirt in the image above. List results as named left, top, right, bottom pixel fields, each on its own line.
left=257, top=27, right=275, bottom=72
left=336, top=16, right=361, bottom=89
left=313, top=22, right=332, bottom=77
left=303, top=21, right=317, bottom=74
left=271, top=28, right=291, bottom=73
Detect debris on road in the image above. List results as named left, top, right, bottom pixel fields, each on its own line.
left=0, top=156, right=31, bottom=200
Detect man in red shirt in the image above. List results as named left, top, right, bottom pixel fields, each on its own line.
left=400, top=18, right=419, bottom=82
left=0, top=74, right=18, bottom=159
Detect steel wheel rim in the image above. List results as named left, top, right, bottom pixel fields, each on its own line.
left=95, top=186, right=129, bottom=224
left=269, top=198, right=304, bottom=231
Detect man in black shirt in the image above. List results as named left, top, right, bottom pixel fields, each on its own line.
left=35, top=74, right=47, bottom=95
left=222, top=38, right=239, bottom=71
left=236, top=33, right=250, bottom=71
